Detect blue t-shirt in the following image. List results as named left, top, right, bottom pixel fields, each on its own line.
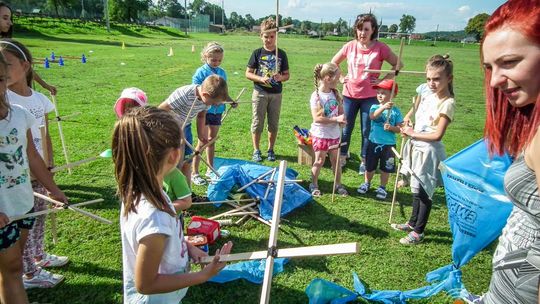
left=192, top=64, right=227, bottom=114
left=368, top=104, right=403, bottom=145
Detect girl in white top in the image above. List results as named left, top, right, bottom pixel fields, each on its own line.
left=112, top=106, right=232, bottom=304
left=0, top=50, right=67, bottom=303
left=309, top=62, right=348, bottom=197
left=1, top=39, right=68, bottom=288
left=393, top=54, right=456, bottom=245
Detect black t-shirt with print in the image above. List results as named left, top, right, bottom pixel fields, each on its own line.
left=247, top=47, right=289, bottom=94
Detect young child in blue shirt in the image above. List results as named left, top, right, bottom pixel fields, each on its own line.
left=357, top=79, right=403, bottom=200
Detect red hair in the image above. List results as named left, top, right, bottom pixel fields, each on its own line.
left=482, top=0, right=540, bottom=156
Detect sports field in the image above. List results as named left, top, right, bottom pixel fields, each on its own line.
left=21, top=19, right=490, bottom=303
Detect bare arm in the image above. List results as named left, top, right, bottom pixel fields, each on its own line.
left=33, top=71, right=57, bottom=95
left=157, top=101, right=172, bottom=111
left=44, top=114, right=54, bottom=167
left=311, top=106, right=345, bottom=125
left=196, top=111, right=208, bottom=145
left=134, top=234, right=232, bottom=294
left=27, top=130, right=66, bottom=203
left=172, top=197, right=192, bottom=213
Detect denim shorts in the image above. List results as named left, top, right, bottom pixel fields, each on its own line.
left=205, top=113, right=223, bottom=126
left=0, top=209, right=35, bottom=251
left=183, top=123, right=193, bottom=160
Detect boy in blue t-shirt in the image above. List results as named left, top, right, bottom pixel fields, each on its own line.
left=357, top=79, right=403, bottom=200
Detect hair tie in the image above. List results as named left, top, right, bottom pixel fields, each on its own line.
left=0, top=41, right=28, bottom=62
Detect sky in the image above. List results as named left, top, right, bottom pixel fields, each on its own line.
left=209, top=0, right=507, bottom=33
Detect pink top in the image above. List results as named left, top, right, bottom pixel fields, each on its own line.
left=339, top=40, right=391, bottom=99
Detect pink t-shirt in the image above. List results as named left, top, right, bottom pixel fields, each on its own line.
left=339, top=40, right=391, bottom=99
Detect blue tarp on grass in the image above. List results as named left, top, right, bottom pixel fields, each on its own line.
left=207, top=157, right=312, bottom=220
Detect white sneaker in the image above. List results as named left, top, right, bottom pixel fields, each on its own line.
left=23, top=268, right=64, bottom=289
left=358, top=162, right=366, bottom=175
left=35, top=253, right=69, bottom=268
left=191, top=174, right=207, bottom=186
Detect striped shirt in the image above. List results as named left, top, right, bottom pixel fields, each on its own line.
left=165, top=84, right=209, bottom=126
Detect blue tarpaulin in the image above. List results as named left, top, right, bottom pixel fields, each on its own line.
left=207, top=157, right=312, bottom=220
left=209, top=258, right=289, bottom=284
left=305, top=139, right=514, bottom=303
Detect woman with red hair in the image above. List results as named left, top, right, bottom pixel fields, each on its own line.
left=477, top=0, right=540, bottom=302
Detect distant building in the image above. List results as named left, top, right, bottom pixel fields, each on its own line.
left=461, top=36, right=477, bottom=43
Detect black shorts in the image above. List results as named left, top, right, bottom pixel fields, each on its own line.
left=365, top=141, right=396, bottom=173
left=0, top=209, right=35, bottom=251
left=205, top=113, right=222, bottom=126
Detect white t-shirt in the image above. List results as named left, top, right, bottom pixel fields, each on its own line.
left=8, top=89, right=55, bottom=158
left=0, top=105, right=36, bottom=217
left=414, top=84, right=456, bottom=134
left=165, top=84, right=210, bottom=127
left=309, top=90, right=341, bottom=139
left=121, top=193, right=189, bottom=304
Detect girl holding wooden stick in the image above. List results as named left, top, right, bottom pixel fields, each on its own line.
left=112, top=106, right=232, bottom=303
left=308, top=62, right=348, bottom=197
left=1, top=39, right=68, bottom=289
left=0, top=49, right=66, bottom=303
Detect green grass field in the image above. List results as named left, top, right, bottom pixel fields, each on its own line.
left=17, top=20, right=492, bottom=303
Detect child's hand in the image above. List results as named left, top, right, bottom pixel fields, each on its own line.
left=259, top=75, right=271, bottom=84
left=335, top=114, right=346, bottom=124
left=384, top=123, right=392, bottom=131
left=187, top=244, right=208, bottom=264
left=202, top=241, right=233, bottom=278
left=339, top=75, right=347, bottom=84
left=401, top=126, right=414, bottom=137
left=0, top=212, right=9, bottom=228
left=45, top=84, right=58, bottom=96
left=382, top=102, right=394, bottom=109
left=273, top=73, right=283, bottom=82
left=48, top=189, right=68, bottom=207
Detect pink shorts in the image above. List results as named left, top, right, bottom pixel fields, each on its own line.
left=311, top=136, right=340, bottom=152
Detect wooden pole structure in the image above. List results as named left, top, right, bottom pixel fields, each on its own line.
left=39, top=125, right=57, bottom=244
left=50, top=94, right=71, bottom=173
left=260, top=160, right=286, bottom=304
left=34, top=192, right=112, bottom=225
left=275, top=0, right=279, bottom=75
left=10, top=199, right=104, bottom=223
left=221, top=88, right=246, bottom=123
left=331, top=127, right=343, bottom=203
left=201, top=161, right=360, bottom=304
left=385, top=37, right=405, bottom=124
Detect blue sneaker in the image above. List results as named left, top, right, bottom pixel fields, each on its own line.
left=252, top=150, right=263, bottom=162
left=267, top=150, right=276, bottom=162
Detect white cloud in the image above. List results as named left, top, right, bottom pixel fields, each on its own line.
left=458, top=5, right=471, bottom=14
left=287, top=0, right=305, bottom=9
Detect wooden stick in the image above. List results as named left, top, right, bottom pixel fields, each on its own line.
left=260, top=160, right=286, bottom=304
left=50, top=94, right=72, bottom=174
left=184, top=140, right=221, bottom=178
left=256, top=179, right=302, bottom=184
left=389, top=137, right=406, bottom=223
left=9, top=199, right=104, bottom=223
left=33, top=192, right=112, bottom=225
left=237, top=168, right=275, bottom=192
left=39, top=126, right=58, bottom=244
left=191, top=198, right=257, bottom=205
left=221, top=211, right=259, bottom=217
left=48, top=112, right=81, bottom=121
left=181, top=97, right=198, bottom=131
left=51, top=156, right=99, bottom=173
left=201, top=242, right=360, bottom=264
left=386, top=37, right=405, bottom=124
left=263, top=168, right=277, bottom=200
left=184, top=135, right=220, bottom=162
left=274, top=0, right=280, bottom=77
left=221, top=88, right=247, bottom=123
left=225, top=201, right=272, bottom=227
left=222, top=100, right=255, bottom=104
left=331, top=127, right=343, bottom=203
left=391, top=146, right=427, bottom=190
left=364, top=69, right=425, bottom=75
left=208, top=202, right=257, bottom=220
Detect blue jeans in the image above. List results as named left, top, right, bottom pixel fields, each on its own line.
left=340, top=96, right=378, bottom=159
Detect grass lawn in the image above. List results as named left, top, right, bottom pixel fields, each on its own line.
left=17, top=19, right=492, bottom=303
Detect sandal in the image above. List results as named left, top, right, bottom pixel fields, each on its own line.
left=335, top=184, right=349, bottom=196
left=309, top=183, right=322, bottom=197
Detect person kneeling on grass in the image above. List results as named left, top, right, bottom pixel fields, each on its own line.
left=356, top=79, right=403, bottom=200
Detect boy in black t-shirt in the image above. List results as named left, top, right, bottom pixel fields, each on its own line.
left=245, top=17, right=290, bottom=162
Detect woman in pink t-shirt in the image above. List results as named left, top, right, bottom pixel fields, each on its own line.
left=331, top=13, right=401, bottom=173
